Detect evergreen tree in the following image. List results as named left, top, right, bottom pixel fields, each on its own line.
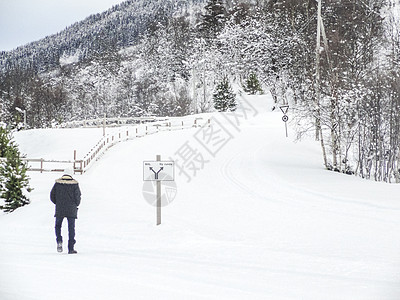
left=0, top=124, right=10, bottom=157
left=0, top=127, right=31, bottom=213
left=198, top=0, right=227, bottom=40
left=243, top=73, right=263, bottom=95
left=213, top=77, right=237, bottom=112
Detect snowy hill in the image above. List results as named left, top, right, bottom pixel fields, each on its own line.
left=1, top=94, right=400, bottom=300
left=0, top=0, right=205, bottom=71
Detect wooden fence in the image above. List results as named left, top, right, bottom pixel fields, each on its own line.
left=60, top=116, right=168, bottom=128
left=10, top=117, right=210, bottom=174
left=0, top=157, right=74, bottom=173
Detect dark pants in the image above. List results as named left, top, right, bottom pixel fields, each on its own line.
left=55, top=217, right=76, bottom=250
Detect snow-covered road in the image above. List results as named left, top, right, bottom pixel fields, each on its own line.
left=1, top=95, right=400, bottom=299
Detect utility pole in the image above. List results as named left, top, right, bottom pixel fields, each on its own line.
left=315, top=0, right=328, bottom=169
left=315, top=0, right=322, bottom=142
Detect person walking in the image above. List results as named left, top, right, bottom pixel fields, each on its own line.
left=50, top=168, right=81, bottom=254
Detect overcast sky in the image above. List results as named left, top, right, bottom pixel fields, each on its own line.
left=0, top=0, right=126, bottom=52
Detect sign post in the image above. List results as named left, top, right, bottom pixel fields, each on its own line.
left=156, top=155, right=161, bottom=225
left=143, top=156, right=175, bottom=226
left=280, top=105, right=289, bottom=138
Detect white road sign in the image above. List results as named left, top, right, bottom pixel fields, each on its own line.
left=280, top=105, right=289, bottom=114
left=143, top=161, right=174, bottom=181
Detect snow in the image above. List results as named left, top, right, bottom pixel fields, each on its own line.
left=59, top=52, right=80, bottom=66
left=13, top=127, right=105, bottom=161
left=1, top=94, right=400, bottom=299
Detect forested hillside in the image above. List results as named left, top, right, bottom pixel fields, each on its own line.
left=1, top=0, right=400, bottom=182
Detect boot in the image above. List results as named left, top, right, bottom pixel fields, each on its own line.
left=68, top=239, right=77, bottom=254
left=57, top=241, right=63, bottom=253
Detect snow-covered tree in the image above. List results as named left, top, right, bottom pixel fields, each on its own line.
left=0, top=126, right=31, bottom=213
left=198, top=0, right=227, bottom=41
left=243, top=73, right=263, bottom=95
left=213, top=77, right=236, bottom=112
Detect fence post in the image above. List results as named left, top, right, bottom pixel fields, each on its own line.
left=73, top=150, right=77, bottom=174
left=40, top=158, right=43, bottom=173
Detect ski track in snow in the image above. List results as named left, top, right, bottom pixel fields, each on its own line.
left=1, top=95, right=400, bottom=299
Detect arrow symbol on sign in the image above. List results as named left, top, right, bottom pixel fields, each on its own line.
left=150, top=167, right=164, bottom=180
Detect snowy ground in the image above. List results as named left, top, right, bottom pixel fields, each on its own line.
left=1, top=95, right=400, bottom=300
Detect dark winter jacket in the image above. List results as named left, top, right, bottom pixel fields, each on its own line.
left=50, top=175, right=81, bottom=219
